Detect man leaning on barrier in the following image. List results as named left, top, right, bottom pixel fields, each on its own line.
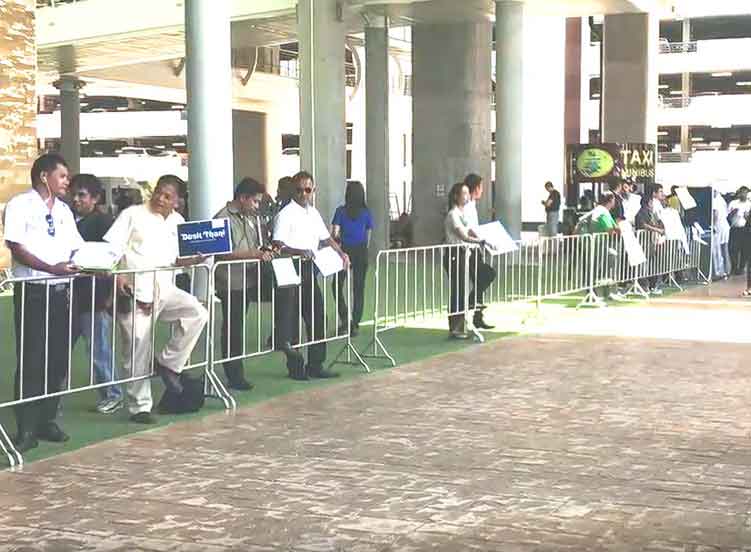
left=103, top=175, right=209, bottom=424
left=213, top=177, right=274, bottom=391
left=3, top=153, right=84, bottom=453
left=272, top=171, right=350, bottom=381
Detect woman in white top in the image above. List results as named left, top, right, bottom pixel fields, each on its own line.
left=712, top=188, right=731, bottom=281
left=442, top=182, right=496, bottom=339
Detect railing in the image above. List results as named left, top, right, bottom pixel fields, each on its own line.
left=658, top=152, right=693, bottom=163
left=36, top=0, right=87, bottom=7
left=659, top=41, right=698, bottom=54
left=660, top=96, right=691, bottom=109
left=0, top=260, right=366, bottom=467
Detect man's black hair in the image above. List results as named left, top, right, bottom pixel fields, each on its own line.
left=31, top=153, right=68, bottom=187
left=235, top=177, right=264, bottom=199
left=464, top=173, right=483, bottom=193
left=155, top=174, right=185, bottom=195
left=71, top=173, right=105, bottom=203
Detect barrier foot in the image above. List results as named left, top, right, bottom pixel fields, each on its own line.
left=359, top=334, right=396, bottom=367
left=470, top=326, right=485, bottom=344
left=577, top=290, right=606, bottom=309
left=205, top=369, right=236, bottom=410
left=667, top=273, right=684, bottom=292
left=329, top=339, right=370, bottom=373
left=0, top=421, right=22, bottom=469
left=624, top=279, right=649, bottom=299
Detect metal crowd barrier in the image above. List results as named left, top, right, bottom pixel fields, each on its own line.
left=208, top=258, right=368, bottom=408
left=0, top=265, right=214, bottom=467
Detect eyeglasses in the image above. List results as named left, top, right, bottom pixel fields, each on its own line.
left=45, top=214, right=55, bottom=237
left=296, top=187, right=313, bottom=195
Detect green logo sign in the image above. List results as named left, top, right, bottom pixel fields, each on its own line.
left=576, top=148, right=615, bottom=179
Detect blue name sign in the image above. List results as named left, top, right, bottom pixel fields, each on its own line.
left=177, top=218, right=233, bottom=257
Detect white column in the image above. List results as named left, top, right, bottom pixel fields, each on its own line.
left=602, top=13, right=659, bottom=144
left=184, top=0, right=234, bottom=220
left=365, top=16, right=389, bottom=258
left=496, top=1, right=524, bottom=239
left=298, top=0, right=347, bottom=223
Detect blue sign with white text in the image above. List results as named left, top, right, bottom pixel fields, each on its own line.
left=177, top=218, right=233, bottom=257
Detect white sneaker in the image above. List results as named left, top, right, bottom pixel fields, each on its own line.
left=650, top=288, right=663, bottom=296
left=96, top=397, right=123, bottom=414
left=609, top=292, right=626, bottom=302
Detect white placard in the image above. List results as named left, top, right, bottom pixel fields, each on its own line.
left=71, top=242, right=123, bottom=271
left=675, top=187, right=697, bottom=210
left=271, top=258, right=301, bottom=287
left=475, top=221, right=518, bottom=256
left=313, top=246, right=344, bottom=277
left=660, top=207, right=690, bottom=254
left=624, top=194, right=641, bottom=223
left=618, top=221, right=646, bottom=267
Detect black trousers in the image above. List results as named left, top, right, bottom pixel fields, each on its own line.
left=13, top=283, right=72, bottom=435
left=442, top=247, right=496, bottom=314
left=217, top=288, right=255, bottom=382
left=275, top=261, right=326, bottom=368
left=332, top=243, right=368, bottom=327
left=730, top=227, right=748, bottom=274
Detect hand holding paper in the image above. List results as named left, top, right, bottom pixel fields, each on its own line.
left=475, top=221, right=518, bottom=256
left=313, top=246, right=345, bottom=277
left=71, top=242, right=123, bottom=272
left=271, top=258, right=301, bottom=287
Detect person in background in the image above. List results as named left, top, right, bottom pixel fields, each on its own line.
left=590, top=191, right=623, bottom=301
left=443, top=182, right=496, bottom=339
left=712, top=188, right=731, bottom=281
left=273, top=171, right=350, bottom=380
left=634, top=194, right=664, bottom=296
left=461, top=173, right=496, bottom=330
left=541, top=181, right=561, bottom=237
left=70, top=174, right=123, bottom=414
left=609, top=178, right=626, bottom=222
left=213, top=177, right=274, bottom=390
left=3, top=153, right=83, bottom=452
left=728, top=187, right=751, bottom=275
left=331, top=181, right=372, bottom=337
left=579, top=189, right=595, bottom=213
left=667, top=186, right=685, bottom=220
left=104, top=176, right=208, bottom=424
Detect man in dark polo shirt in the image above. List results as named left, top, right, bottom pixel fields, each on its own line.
left=70, top=174, right=122, bottom=414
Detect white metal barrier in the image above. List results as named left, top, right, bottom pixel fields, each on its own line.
left=208, top=258, right=368, bottom=408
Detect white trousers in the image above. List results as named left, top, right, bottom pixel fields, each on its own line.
left=118, top=284, right=209, bottom=414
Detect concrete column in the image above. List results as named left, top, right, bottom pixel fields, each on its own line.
left=680, top=18, right=691, bottom=154
left=564, top=18, right=582, bottom=207
left=298, top=0, right=346, bottom=223
left=185, top=0, right=234, bottom=220
left=232, top=110, right=268, bottom=185
left=54, top=76, right=84, bottom=176
left=495, top=1, right=524, bottom=239
left=412, top=20, right=492, bottom=245
left=365, top=16, right=389, bottom=257
left=601, top=12, right=659, bottom=144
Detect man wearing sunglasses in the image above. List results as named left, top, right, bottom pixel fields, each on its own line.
left=272, top=171, right=350, bottom=380
left=3, top=153, right=84, bottom=453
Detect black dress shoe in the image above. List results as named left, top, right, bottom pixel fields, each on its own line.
left=227, top=378, right=254, bottom=391
left=37, top=422, right=69, bottom=443
left=308, top=366, right=340, bottom=379
left=155, top=361, right=184, bottom=394
left=130, top=412, right=158, bottom=424
left=13, top=431, right=38, bottom=453
left=473, top=313, right=495, bottom=330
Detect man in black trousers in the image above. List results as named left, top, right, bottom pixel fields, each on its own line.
left=272, top=171, right=350, bottom=380
left=3, top=153, right=84, bottom=452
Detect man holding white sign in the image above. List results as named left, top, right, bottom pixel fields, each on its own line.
left=272, top=171, right=350, bottom=381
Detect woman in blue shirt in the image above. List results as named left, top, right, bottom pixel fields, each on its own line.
left=331, top=181, right=373, bottom=336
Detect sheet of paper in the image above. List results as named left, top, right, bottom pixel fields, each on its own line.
left=675, top=187, right=697, bottom=210
left=659, top=208, right=690, bottom=254
left=271, top=258, right=301, bottom=287
left=475, top=221, right=518, bottom=256
left=618, top=221, right=646, bottom=267
left=313, top=246, right=344, bottom=277
left=71, top=242, right=123, bottom=271
left=624, top=194, right=641, bottom=223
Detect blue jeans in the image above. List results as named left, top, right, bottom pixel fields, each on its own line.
left=75, top=311, right=122, bottom=401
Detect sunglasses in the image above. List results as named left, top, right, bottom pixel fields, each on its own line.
left=296, top=187, right=314, bottom=195
left=45, top=214, right=55, bottom=237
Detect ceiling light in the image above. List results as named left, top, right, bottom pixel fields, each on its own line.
left=658, top=84, right=669, bottom=89
left=592, top=93, right=600, bottom=98
left=171, top=104, right=184, bottom=109
left=737, top=81, right=751, bottom=86
left=669, top=90, right=683, bottom=95
left=658, top=131, right=669, bottom=136
left=691, top=137, right=704, bottom=141
left=116, top=106, right=128, bottom=111
left=172, top=142, right=186, bottom=147
left=711, top=72, right=732, bottom=77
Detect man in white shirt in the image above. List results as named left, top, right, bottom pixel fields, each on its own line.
left=712, top=188, right=731, bottom=279
left=272, top=171, right=349, bottom=380
left=727, top=187, right=751, bottom=274
left=461, top=173, right=496, bottom=330
left=3, top=153, right=84, bottom=452
left=104, top=175, right=208, bottom=424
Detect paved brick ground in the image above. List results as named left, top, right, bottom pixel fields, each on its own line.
left=2, top=332, right=751, bottom=550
